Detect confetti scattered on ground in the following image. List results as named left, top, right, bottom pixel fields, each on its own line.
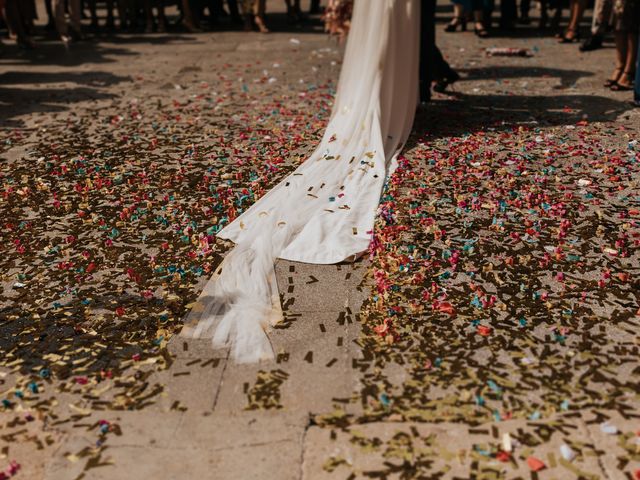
left=1, top=11, right=640, bottom=478
left=313, top=100, right=640, bottom=478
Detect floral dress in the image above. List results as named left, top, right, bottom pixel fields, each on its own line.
left=324, top=0, right=354, bottom=37
left=612, top=0, right=640, bottom=32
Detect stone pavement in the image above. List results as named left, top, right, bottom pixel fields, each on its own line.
left=1, top=1, right=639, bottom=479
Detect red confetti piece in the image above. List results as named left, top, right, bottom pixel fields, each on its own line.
left=526, top=457, right=546, bottom=472
left=477, top=325, right=492, bottom=336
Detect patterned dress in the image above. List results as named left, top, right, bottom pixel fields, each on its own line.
left=324, top=0, right=354, bottom=37
left=611, top=0, right=640, bottom=32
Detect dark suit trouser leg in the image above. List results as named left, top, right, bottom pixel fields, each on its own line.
left=420, top=0, right=436, bottom=103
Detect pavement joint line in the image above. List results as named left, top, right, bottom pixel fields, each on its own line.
left=211, top=348, right=231, bottom=413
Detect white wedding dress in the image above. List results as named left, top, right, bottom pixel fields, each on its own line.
left=181, top=0, right=421, bottom=362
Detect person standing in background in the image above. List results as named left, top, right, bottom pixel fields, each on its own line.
left=2, top=0, right=36, bottom=48
left=242, top=0, right=268, bottom=32
left=581, top=0, right=613, bottom=51
left=445, top=0, right=489, bottom=37
left=53, top=0, right=83, bottom=44
left=558, top=0, right=586, bottom=42
left=606, top=0, right=639, bottom=90
left=635, top=32, right=640, bottom=105
left=422, top=0, right=460, bottom=102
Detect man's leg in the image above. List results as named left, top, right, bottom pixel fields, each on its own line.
left=68, top=0, right=82, bottom=34
left=635, top=32, right=640, bottom=104
left=53, top=0, right=69, bottom=37
left=420, top=0, right=436, bottom=103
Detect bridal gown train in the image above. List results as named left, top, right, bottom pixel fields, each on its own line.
left=181, top=0, right=421, bottom=362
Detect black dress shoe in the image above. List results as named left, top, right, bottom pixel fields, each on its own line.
left=579, top=34, right=603, bottom=52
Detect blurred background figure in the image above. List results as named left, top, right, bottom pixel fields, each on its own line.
left=422, top=0, right=460, bottom=102
left=87, top=0, right=119, bottom=31
left=635, top=33, right=640, bottom=105
left=557, top=0, right=586, bottom=42
left=324, top=0, right=352, bottom=38
left=606, top=0, right=639, bottom=90
left=242, top=0, right=268, bottom=32
left=581, top=0, right=613, bottom=50
left=2, top=0, right=36, bottom=48
left=53, top=0, right=83, bottom=44
left=445, top=0, right=489, bottom=37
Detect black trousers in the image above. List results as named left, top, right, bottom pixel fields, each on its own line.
left=420, top=0, right=456, bottom=102
left=419, top=0, right=435, bottom=102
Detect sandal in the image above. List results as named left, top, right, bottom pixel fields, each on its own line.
left=474, top=23, right=489, bottom=37
left=604, top=67, right=623, bottom=87
left=610, top=72, right=635, bottom=91
left=445, top=17, right=467, bottom=32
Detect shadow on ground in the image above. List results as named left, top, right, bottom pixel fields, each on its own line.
left=412, top=90, right=636, bottom=143
left=0, top=70, right=131, bottom=128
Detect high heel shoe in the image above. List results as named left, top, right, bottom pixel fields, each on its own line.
left=559, top=28, right=580, bottom=43
left=445, top=17, right=467, bottom=32
left=474, top=24, right=489, bottom=37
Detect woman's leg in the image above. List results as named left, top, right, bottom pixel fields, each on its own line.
left=566, top=0, right=586, bottom=34
left=473, top=8, right=488, bottom=35
left=606, top=31, right=628, bottom=85
left=635, top=32, right=640, bottom=103
left=253, top=0, right=268, bottom=32
left=617, top=32, right=638, bottom=87
left=445, top=2, right=466, bottom=31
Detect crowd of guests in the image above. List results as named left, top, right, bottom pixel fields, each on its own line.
left=0, top=0, right=321, bottom=46
left=442, top=0, right=639, bottom=94
left=0, top=0, right=638, bottom=104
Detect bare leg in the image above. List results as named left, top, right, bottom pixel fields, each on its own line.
left=445, top=3, right=466, bottom=31
left=615, top=31, right=628, bottom=72
left=563, top=0, right=585, bottom=39
left=618, top=33, right=638, bottom=88
left=253, top=0, right=268, bottom=32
